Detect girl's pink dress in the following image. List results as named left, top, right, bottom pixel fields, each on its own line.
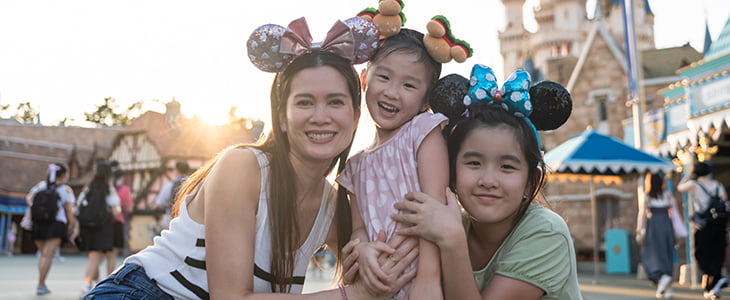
left=337, top=112, right=447, bottom=300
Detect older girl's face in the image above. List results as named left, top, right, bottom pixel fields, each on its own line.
left=280, top=66, right=360, bottom=163
left=454, top=126, right=529, bottom=226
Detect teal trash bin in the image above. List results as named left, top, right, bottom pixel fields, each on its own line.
left=605, top=229, right=633, bottom=274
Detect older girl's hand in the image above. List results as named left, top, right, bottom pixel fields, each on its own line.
left=392, top=188, right=464, bottom=248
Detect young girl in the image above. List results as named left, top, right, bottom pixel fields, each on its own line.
left=336, top=28, right=449, bottom=299
left=26, top=163, right=76, bottom=295
left=389, top=65, right=582, bottom=299
left=84, top=17, right=414, bottom=300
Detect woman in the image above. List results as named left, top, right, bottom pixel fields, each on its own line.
left=77, top=159, right=122, bottom=295
left=84, top=47, right=415, bottom=299
left=26, top=163, right=76, bottom=295
left=637, top=173, right=679, bottom=298
left=677, top=162, right=729, bottom=299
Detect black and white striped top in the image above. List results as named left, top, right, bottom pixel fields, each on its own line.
left=125, top=148, right=336, bottom=299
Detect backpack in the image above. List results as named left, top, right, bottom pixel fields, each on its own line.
left=30, top=182, right=60, bottom=224
left=77, top=188, right=109, bottom=229
left=697, top=182, right=728, bottom=225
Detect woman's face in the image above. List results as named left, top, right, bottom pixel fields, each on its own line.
left=454, top=126, right=529, bottom=225
left=280, top=65, right=360, bottom=163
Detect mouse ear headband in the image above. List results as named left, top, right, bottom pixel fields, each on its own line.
left=429, top=64, right=573, bottom=146
left=247, top=17, right=379, bottom=72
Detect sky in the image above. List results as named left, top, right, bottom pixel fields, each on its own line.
left=1, top=0, right=729, bottom=143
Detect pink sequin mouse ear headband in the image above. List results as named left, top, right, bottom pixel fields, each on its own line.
left=247, top=17, right=380, bottom=73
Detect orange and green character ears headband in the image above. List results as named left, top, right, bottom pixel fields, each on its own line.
left=424, top=15, right=473, bottom=63
left=357, top=0, right=406, bottom=38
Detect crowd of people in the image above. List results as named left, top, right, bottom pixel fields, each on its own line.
left=19, top=4, right=730, bottom=300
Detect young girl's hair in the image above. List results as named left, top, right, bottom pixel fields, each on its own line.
left=371, top=28, right=442, bottom=93
left=646, top=173, right=664, bottom=199
left=46, top=163, right=68, bottom=185
left=171, top=50, right=360, bottom=292
left=446, top=105, right=547, bottom=221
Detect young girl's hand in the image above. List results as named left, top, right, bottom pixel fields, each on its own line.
left=354, top=231, right=396, bottom=296
left=393, top=188, right=464, bottom=248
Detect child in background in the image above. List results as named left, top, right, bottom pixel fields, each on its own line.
left=390, top=65, right=582, bottom=299
left=336, top=27, right=449, bottom=299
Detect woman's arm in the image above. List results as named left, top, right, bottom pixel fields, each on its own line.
left=349, top=193, right=396, bottom=296
left=676, top=172, right=695, bottom=193
left=409, top=127, right=449, bottom=299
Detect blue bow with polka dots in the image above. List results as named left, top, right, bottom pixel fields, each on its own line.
left=462, top=64, right=541, bottom=147
left=462, top=64, right=533, bottom=117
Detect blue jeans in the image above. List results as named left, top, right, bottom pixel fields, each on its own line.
left=82, top=264, right=173, bottom=300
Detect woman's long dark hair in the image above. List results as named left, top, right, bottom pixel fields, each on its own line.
left=646, top=173, right=664, bottom=199
left=87, top=159, right=112, bottom=203
left=171, top=50, right=360, bottom=292
left=446, top=105, right=547, bottom=223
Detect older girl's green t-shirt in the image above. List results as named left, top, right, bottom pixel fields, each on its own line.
left=472, top=204, right=583, bottom=299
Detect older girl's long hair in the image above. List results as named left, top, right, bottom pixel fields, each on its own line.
left=171, top=50, right=360, bottom=292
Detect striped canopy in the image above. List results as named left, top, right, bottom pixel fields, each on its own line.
left=544, top=129, right=675, bottom=176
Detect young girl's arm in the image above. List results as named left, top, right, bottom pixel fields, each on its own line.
left=409, top=127, right=449, bottom=299
left=350, top=193, right=396, bottom=296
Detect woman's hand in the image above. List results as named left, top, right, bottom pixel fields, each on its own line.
left=392, top=188, right=464, bottom=248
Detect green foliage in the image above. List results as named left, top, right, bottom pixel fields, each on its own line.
left=84, top=97, right=144, bottom=127
left=16, top=102, right=38, bottom=124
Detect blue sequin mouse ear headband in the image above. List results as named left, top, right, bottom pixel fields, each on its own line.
left=429, top=64, right=573, bottom=149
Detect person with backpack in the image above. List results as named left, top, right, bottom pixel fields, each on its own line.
left=74, top=159, right=121, bottom=297
left=149, top=160, right=191, bottom=230
left=25, top=163, right=76, bottom=295
left=678, top=161, right=729, bottom=299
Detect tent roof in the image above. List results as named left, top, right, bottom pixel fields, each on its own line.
left=544, top=129, right=675, bottom=175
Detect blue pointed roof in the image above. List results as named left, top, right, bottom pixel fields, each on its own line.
left=544, top=130, right=675, bottom=175
left=705, top=16, right=730, bottom=60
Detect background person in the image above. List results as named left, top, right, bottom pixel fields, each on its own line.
left=149, top=160, right=192, bottom=230
left=677, top=161, right=729, bottom=299
left=26, top=163, right=75, bottom=296
left=76, top=159, right=122, bottom=296
left=636, top=173, right=680, bottom=298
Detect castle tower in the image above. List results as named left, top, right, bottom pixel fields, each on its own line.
left=500, top=0, right=654, bottom=80
left=499, top=0, right=529, bottom=78
left=600, top=0, right=655, bottom=51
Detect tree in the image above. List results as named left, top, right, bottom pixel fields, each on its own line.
left=84, top=97, right=144, bottom=127
left=16, top=102, right=38, bottom=124
left=227, top=106, right=265, bottom=141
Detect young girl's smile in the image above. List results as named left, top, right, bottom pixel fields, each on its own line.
left=365, top=51, right=430, bottom=142
left=455, top=125, right=530, bottom=225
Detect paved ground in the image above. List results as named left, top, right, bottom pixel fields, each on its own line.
left=0, top=254, right=718, bottom=299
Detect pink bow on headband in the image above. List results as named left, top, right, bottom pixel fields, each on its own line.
left=280, top=17, right=355, bottom=63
